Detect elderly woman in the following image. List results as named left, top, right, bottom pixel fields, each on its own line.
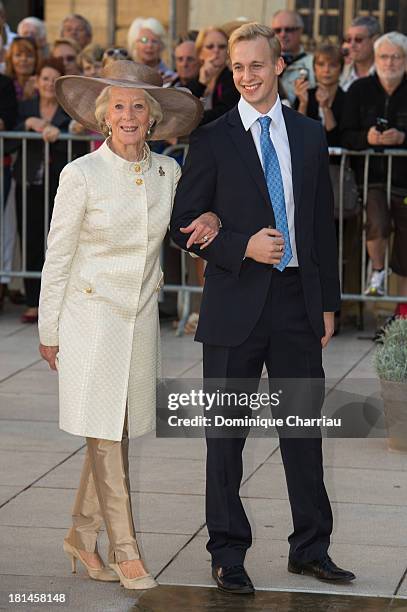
left=38, top=60, right=218, bottom=590
left=127, top=17, right=174, bottom=81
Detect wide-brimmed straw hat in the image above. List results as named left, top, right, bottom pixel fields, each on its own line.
left=55, top=60, right=203, bottom=140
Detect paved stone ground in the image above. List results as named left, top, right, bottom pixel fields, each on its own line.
left=0, top=303, right=406, bottom=611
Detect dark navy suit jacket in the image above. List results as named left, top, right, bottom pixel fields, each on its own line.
left=170, top=104, right=340, bottom=346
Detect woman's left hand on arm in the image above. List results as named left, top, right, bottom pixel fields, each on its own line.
left=39, top=344, right=59, bottom=371
left=180, top=212, right=221, bottom=249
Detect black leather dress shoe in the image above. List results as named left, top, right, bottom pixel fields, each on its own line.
left=288, top=555, right=356, bottom=582
left=212, top=565, right=255, bottom=594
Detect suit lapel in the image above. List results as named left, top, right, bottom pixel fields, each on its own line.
left=227, top=107, right=272, bottom=210
left=282, top=106, right=303, bottom=215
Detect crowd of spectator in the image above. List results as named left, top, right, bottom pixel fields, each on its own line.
left=0, top=2, right=406, bottom=325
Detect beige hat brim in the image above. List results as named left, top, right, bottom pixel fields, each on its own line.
left=55, top=75, right=203, bottom=140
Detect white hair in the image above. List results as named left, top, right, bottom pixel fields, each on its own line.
left=17, top=17, right=47, bottom=40
left=374, top=31, right=407, bottom=56
left=127, top=17, right=166, bottom=53
left=94, top=86, right=163, bottom=137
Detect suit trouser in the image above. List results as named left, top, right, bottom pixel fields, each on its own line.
left=203, top=269, right=333, bottom=567
left=64, top=410, right=140, bottom=563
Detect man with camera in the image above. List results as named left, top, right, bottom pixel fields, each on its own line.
left=341, top=31, right=407, bottom=299
left=270, top=10, right=315, bottom=104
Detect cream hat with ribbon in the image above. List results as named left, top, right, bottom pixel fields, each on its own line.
left=55, top=60, right=203, bottom=140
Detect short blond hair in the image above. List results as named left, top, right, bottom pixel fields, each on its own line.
left=94, top=86, right=163, bottom=137
left=195, top=26, right=228, bottom=58
left=229, top=22, right=281, bottom=62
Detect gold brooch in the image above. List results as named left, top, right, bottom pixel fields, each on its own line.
left=159, top=166, right=165, bottom=176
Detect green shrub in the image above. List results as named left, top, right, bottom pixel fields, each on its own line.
left=375, top=317, right=407, bottom=383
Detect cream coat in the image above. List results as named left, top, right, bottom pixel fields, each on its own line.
left=38, top=141, right=181, bottom=441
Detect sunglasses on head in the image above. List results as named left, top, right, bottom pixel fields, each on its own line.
left=273, top=27, right=300, bottom=34
left=105, top=48, right=129, bottom=57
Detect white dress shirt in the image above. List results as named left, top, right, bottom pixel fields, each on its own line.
left=339, top=62, right=375, bottom=92
left=238, top=95, right=298, bottom=267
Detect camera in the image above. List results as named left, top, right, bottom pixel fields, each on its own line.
left=376, top=117, right=389, bottom=133
left=298, top=68, right=309, bottom=81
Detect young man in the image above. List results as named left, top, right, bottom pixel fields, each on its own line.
left=170, top=23, right=355, bottom=594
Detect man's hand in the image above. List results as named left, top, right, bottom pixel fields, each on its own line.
left=368, top=126, right=405, bottom=147
left=180, top=212, right=221, bottom=249
left=380, top=128, right=405, bottom=146
left=321, top=312, right=335, bottom=348
left=39, top=344, right=59, bottom=371
left=245, top=228, right=284, bottom=264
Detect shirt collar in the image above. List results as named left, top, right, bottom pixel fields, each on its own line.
left=350, top=62, right=375, bottom=79
left=238, top=95, right=283, bottom=132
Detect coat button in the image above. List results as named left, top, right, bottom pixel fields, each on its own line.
left=134, top=164, right=141, bottom=173
left=85, top=287, right=92, bottom=294
left=136, top=178, right=143, bottom=185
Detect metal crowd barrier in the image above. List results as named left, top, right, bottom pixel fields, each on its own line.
left=0, top=132, right=406, bottom=336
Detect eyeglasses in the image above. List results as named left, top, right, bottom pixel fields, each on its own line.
left=344, top=36, right=369, bottom=44
left=273, top=27, right=300, bottom=34
left=377, top=53, right=404, bottom=62
left=204, top=43, right=227, bottom=50
left=137, top=36, right=161, bottom=46
left=104, top=48, right=129, bottom=57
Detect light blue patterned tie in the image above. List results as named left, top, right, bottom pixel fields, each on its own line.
left=258, top=116, right=292, bottom=271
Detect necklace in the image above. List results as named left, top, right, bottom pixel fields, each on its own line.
left=136, top=143, right=151, bottom=164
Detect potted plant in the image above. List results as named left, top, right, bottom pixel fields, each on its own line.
left=374, top=317, right=407, bottom=452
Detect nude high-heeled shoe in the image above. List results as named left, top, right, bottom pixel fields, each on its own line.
left=63, top=541, right=119, bottom=582
left=109, top=561, right=158, bottom=590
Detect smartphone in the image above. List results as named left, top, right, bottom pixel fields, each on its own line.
left=376, top=117, right=389, bottom=133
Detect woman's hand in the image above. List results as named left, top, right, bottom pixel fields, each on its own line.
left=42, top=125, right=60, bottom=143
left=294, top=77, right=309, bottom=115
left=315, top=86, right=330, bottom=109
left=25, top=117, right=48, bottom=132
left=23, top=76, right=37, bottom=100
left=69, top=120, right=87, bottom=135
left=199, top=58, right=221, bottom=87
left=39, top=344, right=59, bottom=371
left=180, top=212, right=221, bottom=250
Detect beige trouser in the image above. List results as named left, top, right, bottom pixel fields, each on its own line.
left=64, top=411, right=140, bottom=563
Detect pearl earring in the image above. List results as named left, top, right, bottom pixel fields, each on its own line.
left=147, top=120, right=154, bottom=138
left=106, top=123, right=112, bottom=137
